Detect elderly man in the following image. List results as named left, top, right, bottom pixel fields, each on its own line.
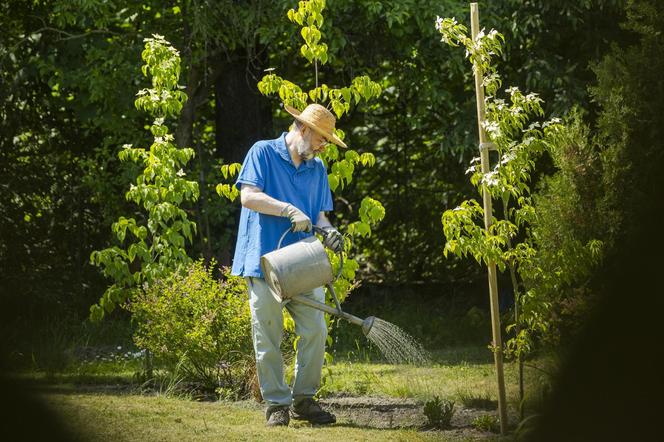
left=231, top=103, right=345, bottom=427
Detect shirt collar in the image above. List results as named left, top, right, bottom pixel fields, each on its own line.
left=274, top=132, right=316, bottom=169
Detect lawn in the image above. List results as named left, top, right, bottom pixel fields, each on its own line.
left=41, top=391, right=452, bottom=441
left=19, top=346, right=548, bottom=441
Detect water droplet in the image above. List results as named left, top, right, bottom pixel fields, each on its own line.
left=366, top=317, right=430, bottom=365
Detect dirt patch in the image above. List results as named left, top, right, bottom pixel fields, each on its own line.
left=320, top=396, right=500, bottom=439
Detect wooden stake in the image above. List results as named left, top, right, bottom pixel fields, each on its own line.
left=470, top=2, right=509, bottom=434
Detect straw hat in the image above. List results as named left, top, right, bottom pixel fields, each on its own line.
left=284, top=103, right=348, bottom=148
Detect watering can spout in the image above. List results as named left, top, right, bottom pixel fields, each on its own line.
left=331, top=309, right=374, bottom=336
left=361, top=316, right=375, bottom=336
left=289, top=294, right=375, bottom=336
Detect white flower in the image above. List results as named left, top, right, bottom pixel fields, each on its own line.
left=465, top=165, right=477, bottom=175
left=500, top=152, right=516, bottom=165
left=117, top=346, right=122, bottom=350
left=154, top=117, right=165, bottom=125
left=493, top=98, right=506, bottom=111
left=542, top=116, right=563, bottom=128
left=176, top=169, right=185, bottom=177
left=435, top=16, right=444, bottom=31
left=122, top=144, right=132, bottom=149
left=482, top=171, right=500, bottom=187
left=483, top=120, right=501, bottom=136
left=506, top=86, right=519, bottom=95
left=488, top=29, right=499, bottom=39
left=526, top=122, right=541, bottom=132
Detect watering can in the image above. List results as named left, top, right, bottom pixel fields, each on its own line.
left=260, top=226, right=375, bottom=336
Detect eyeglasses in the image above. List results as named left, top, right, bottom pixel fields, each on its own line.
left=308, top=130, right=328, bottom=150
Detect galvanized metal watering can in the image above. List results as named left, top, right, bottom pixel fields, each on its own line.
left=260, top=226, right=375, bottom=336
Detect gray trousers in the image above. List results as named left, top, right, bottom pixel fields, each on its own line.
left=245, top=277, right=327, bottom=410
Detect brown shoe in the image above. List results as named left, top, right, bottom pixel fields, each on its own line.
left=291, top=398, right=336, bottom=425
left=266, top=406, right=290, bottom=427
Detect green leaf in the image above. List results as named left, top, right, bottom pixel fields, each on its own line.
left=331, top=100, right=344, bottom=118
left=328, top=174, right=339, bottom=192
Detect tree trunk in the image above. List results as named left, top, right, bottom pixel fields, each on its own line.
left=214, top=48, right=273, bottom=265
left=176, top=63, right=202, bottom=150
left=215, top=48, right=273, bottom=164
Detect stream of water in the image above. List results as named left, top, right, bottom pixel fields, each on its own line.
left=365, top=317, right=430, bottom=365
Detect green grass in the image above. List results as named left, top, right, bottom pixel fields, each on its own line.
left=10, top=301, right=548, bottom=440
left=322, top=347, right=542, bottom=412
left=20, top=358, right=142, bottom=386
left=40, top=389, right=458, bottom=441
left=20, top=341, right=548, bottom=440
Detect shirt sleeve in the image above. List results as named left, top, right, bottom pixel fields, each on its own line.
left=320, top=165, right=333, bottom=212
left=235, top=143, right=267, bottom=191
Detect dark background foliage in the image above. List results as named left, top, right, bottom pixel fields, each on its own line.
left=1, top=0, right=657, bottom=376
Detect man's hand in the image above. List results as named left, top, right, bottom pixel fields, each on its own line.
left=321, top=226, right=343, bottom=253
left=281, top=204, right=312, bottom=232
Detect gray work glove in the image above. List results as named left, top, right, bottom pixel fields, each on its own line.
left=281, top=204, right=312, bottom=232
left=321, top=226, right=343, bottom=253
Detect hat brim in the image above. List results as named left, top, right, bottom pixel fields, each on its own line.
left=284, top=104, right=348, bottom=148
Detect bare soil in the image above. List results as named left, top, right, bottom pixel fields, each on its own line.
left=319, top=396, right=501, bottom=440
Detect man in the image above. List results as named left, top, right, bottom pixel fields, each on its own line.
left=231, top=103, right=345, bottom=427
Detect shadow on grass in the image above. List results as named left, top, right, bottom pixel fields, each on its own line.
left=20, top=380, right=138, bottom=396
left=302, top=422, right=422, bottom=431
left=430, top=346, right=494, bottom=365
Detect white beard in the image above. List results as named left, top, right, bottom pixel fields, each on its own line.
left=295, top=137, right=314, bottom=161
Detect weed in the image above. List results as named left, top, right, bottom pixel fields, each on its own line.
left=472, top=414, right=501, bottom=433
left=423, top=396, right=455, bottom=429
left=156, top=353, right=188, bottom=398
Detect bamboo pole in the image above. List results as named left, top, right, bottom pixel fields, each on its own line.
left=470, top=2, right=509, bottom=434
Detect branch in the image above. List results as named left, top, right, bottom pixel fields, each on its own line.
left=11, top=21, right=123, bottom=51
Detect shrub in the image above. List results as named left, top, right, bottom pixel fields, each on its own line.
left=423, top=396, right=455, bottom=429
left=129, top=260, right=254, bottom=397
left=518, top=113, right=606, bottom=348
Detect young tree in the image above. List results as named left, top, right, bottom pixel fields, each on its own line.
left=90, top=35, right=198, bottom=321
left=435, top=15, right=603, bottom=410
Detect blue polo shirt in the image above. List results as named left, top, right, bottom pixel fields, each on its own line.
left=231, top=132, right=333, bottom=278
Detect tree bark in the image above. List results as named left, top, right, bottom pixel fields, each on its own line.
left=214, top=48, right=273, bottom=164
left=214, top=47, right=273, bottom=266
left=176, top=63, right=202, bottom=150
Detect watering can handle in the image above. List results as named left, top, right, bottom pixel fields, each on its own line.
left=276, top=225, right=344, bottom=283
